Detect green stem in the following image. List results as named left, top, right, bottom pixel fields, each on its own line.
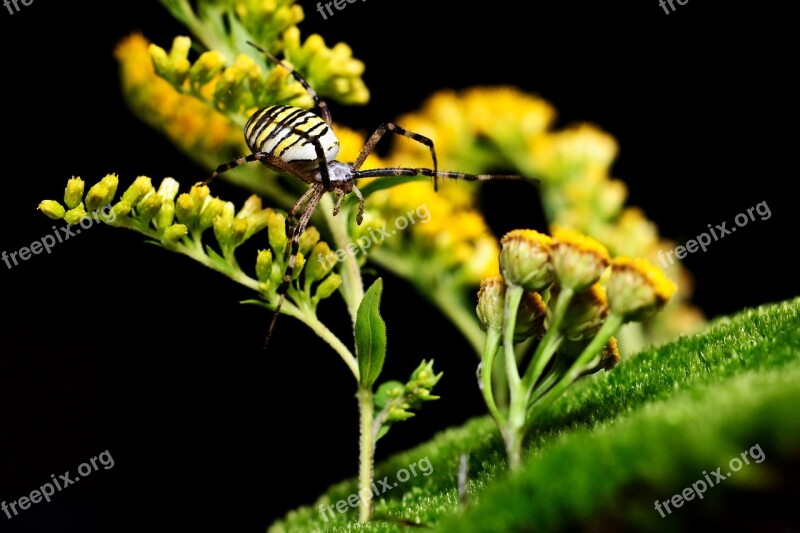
left=480, top=328, right=506, bottom=427
left=502, top=284, right=525, bottom=470
left=321, top=195, right=363, bottom=322
left=525, top=313, right=624, bottom=432
left=357, top=388, right=374, bottom=523
left=109, top=218, right=361, bottom=378
left=522, top=287, right=573, bottom=392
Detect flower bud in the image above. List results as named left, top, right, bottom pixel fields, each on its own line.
left=607, top=257, right=677, bottom=322
left=476, top=276, right=505, bottom=331
left=499, top=229, right=554, bottom=291
left=121, top=176, right=154, bottom=206
left=299, top=227, right=320, bottom=257
left=550, top=227, right=610, bottom=291
left=305, top=242, right=335, bottom=283
left=84, top=182, right=109, bottom=212
left=162, top=223, right=188, bottom=244
left=137, top=192, right=163, bottom=223
left=157, top=177, right=181, bottom=202
left=559, top=284, right=609, bottom=341
left=314, top=273, right=342, bottom=300
left=39, top=200, right=65, bottom=220
left=256, top=249, right=273, bottom=283
left=63, top=177, right=84, bottom=209
left=63, top=203, right=86, bottom=225
left=268, top=211, right=288, bottom=255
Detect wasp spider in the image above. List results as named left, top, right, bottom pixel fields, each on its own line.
left=205, top=42, right=528, bottom=346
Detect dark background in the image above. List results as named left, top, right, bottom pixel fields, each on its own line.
left=0, top=1, right=793, bottom=532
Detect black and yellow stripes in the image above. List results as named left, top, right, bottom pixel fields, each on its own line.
left=244, top=105, right=334, bottom=162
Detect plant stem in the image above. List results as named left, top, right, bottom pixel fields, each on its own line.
left=522, top=287, right=573, bottom=391
left=321, top=194, right=364, bottom=322
left=502, top=284, right=525, bottom=470
left=357, top=388, right=374, bottom=523
left=480, top=328, right=506, bottom=427
left=525, top=313, right=624, bottom=432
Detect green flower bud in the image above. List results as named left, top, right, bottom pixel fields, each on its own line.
left=113, top=200, right=132, bottom=218
left=121, top=176, right=154, bottom=206
left=476, top=276, right=505, bottom=331
left=175, top=194, right=195, bottom=224
left=157, top=177, right=181, bottom=202
left=156, top=199, right=175, bottom=232
left=229, top=218, right=248, bottom=247
left=559, top=284, right=609, bottom=341
left=63, top=203, right=87, bottom=225
left=299, top=227, right=320, bottom=257
left=39, top=200, right=65, bottom=220
left=236, top=195, right=263, bottom=219
left=137, top=192, right=163, bottom=223
left=148, top=44, right=171, bottom=77
left=162, top=223, right=188, bottom=244
left=374, top=380, right=405, bottom=409
left=256, top=249, right=273, bottom=283
left=189, top=185, right=210, bottom=215
left=99, top=174, right=119, bottom=202
left=189, top=50, right=225, bottom=86
left=84, top=182, right=109, bottom=212
left=500, top=229, right=554, bottom=291
left=198, top=197, right=227, bottom=229
left=268, top=211, right=288, bottom=255
left=292, top=253, right=305, bottom=280
left=169, top=36, right=191, bottom=63
left=515, top=291, right=547, bottom=341
left=305, top=242, right=335, bottom=283
left=63, top=177, right=84, bottom=209
left=314, top=273, right=342, bottom=300
left=212, top=202, right=236, bottom=244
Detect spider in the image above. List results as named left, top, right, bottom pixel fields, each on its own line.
left=204, top=41, right=529, bottom=347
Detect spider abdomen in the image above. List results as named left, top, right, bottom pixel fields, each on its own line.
left=244, top=105, right=339, bottom=167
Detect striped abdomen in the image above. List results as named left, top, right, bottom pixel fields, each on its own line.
left=244, top=105, right=339, bottom=167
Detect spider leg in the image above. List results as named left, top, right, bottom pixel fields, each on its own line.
left=284, top=185, right=321, bottom=260
left=332, top=189, right=346, bottom=217
left=246, top=41, right=332, bottom=126
left=353, top=123, right=440, bottom=190
left=355, top=167, right=530, bottom=183
left=265, top=184, right=325, bottom=350
left=351, top=184, right=365, bottom=225
left=202, top=151, right=314, bottom=186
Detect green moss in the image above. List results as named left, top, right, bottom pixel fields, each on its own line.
left=270, top=298, right=800, bottom=532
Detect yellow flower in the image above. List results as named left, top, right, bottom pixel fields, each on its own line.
left=529, top=123, right=618, bottom=184
left=499, top=229, right=554, bottom=291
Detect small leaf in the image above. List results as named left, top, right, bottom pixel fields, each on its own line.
left=355, top=278, right=387, bottom=389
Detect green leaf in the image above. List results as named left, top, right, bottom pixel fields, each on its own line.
left=355, top=278, right=387, bottom=389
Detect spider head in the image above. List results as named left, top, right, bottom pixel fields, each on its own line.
left=312, top=161, right=356, bottom=190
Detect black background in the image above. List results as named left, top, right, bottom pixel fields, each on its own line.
left=0, top=1, right=794, bottom=532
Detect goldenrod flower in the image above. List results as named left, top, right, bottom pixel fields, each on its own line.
left=38, top=200, right=65, bottom=220
left=607, top=257, right=677, bottom=322
left=64, top=178, right=84, bottom=210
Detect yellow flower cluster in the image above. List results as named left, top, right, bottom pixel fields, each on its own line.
left=379, top=86, right=704, bottom=345
left=115, top=34, right=245, bottom=168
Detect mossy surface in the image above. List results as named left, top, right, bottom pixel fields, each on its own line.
left=270, top=298, right=800, bottom=532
